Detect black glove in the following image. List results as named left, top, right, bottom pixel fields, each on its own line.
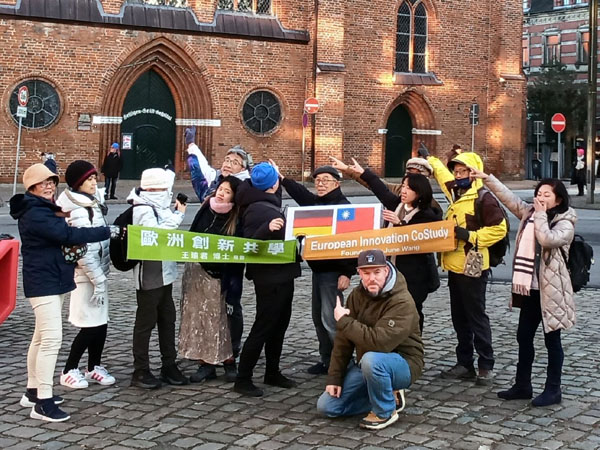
left=417, top=143, right=430, bottom=158
left=454, top=226, right=470, bottom=241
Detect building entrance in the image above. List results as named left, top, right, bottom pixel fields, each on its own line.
left=120, top=70, right=176, bottom=179
left=385, top=105, right=413, bottom=177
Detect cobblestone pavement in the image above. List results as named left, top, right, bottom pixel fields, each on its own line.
left=1, top=267, right=600, bottom=450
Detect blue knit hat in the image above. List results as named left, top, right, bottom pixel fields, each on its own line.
left=251, top=162, right=279, bottom=191
left=111, top=142, right=119, bottom=149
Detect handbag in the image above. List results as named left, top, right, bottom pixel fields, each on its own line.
left=61, top=244, right=88, bottom=264
left=426, top=253, right=441, bottom=293
left=463, top=240, right=483, bottom=278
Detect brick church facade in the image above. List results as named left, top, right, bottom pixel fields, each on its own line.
left=0, top=0, right=526, bottom=181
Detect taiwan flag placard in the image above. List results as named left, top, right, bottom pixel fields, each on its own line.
left=285, top=204, right=381, bottom=240
left=336, top=206, right=376, bottom=234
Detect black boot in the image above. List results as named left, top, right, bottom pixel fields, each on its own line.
left=189, top=363, right=217, bottom=383
left=223, top=361, right=237, bottom=383
left=532, top=384, right=562, bottom=407
left=233, top=378, right=263, bottom=397
left=160, top=364, right=189, bottom=386
left=264, top=371, right=298, bottom=388
left=498, top=362, right=532, bottom=400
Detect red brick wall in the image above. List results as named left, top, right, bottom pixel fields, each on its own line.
left=0, top=0, right=526, bottom=181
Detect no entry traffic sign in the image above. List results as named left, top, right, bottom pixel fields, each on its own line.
left=551, top=113, right=566, bottom=134
left=17, top=86, right=29, bottom=107
left=304, top=97, right=319, bottom=114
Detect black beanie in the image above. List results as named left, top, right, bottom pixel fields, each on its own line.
left=65, top=160, right=97, bottom=190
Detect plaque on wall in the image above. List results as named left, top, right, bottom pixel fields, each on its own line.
left=78, top=113, right=92, bottom=131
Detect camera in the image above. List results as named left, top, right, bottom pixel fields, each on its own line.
left=176, top=193, right=188, bottom=205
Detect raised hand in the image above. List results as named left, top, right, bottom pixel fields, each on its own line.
left=468, top=165, right=489, bottom=180
left=348, top=157, right=365, bottom=176
left=329, top=156, right=349, bottom=172
left=268, top=159, right=283, bottom=179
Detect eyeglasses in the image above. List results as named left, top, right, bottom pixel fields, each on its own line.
left=453, top=168, right=471, bottom=176
left=314, top=178, right=338, bottom=186
left=37, top=180, right=57, bottom=189
left=224, top=156, right=243, bottom=167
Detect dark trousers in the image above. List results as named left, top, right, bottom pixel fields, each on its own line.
left=133, top=284, right=177, bottom=372
left=405, top=280, right=426, bottom=333
left=222, top=264, right=244, bottom=358
left=237, top=280, right=294, bottom=380
left=515, top=290, right=563, bottom=390
left=448, top=271, right=494, bottom=370
left=64, top=324, right=107, bottom=373
left=311, top=272, right=343, bottom=367
left=104, top=177, right=117, bottom=198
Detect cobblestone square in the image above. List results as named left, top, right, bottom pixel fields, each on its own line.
left=1, top=267, right=599, bottom=449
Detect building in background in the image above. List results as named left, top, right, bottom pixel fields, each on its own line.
left=523, top=0, right=600, bottom=179
left=1, top=0, right=526, bottom=182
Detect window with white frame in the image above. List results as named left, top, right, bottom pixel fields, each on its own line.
left=523, top=36, right=530, bottom=67
left=140, top=0, right=188, bottom=6
left=577, top=31, right=590, bottom=64
left=395, top=0, right=428, bottom=73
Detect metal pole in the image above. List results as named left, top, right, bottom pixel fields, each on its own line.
left=301, top=121, right=306, bottom=185
left=558, top=132, right=562, bottom=179
left=471, top=120, right=475, bottom=151
left=12, top=117, right=23, bottom=195
left=587, top=0, right=598, bottom=203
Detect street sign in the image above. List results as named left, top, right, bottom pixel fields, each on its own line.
left=469, top=103, right=479, bottom=125
left=16, top=106, right=27, bottom=118
left=551, top=113, right=566, bottom=133
left=302, top=112, right=308, bottom=128
left=304, top=98, right=319, bottom=114
left=17, top=86, right=29, bottom=107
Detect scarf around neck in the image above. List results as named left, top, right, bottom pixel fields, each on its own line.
left=512, top=214, right=536, bottom=296
left=209, top=197, right=234, bottom=214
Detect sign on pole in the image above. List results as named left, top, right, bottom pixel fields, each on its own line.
left=13, top=87, right=29, bottom=195
left=469, top=103, right=479, bottom=151
left=304, top=98, right=319, bottom=114
left=551, top=113, right=566, bottom=133
left=17, top=86, right=29, bottom=107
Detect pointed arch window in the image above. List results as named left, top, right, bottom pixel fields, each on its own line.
left=395, top=1, right=428, bottom=73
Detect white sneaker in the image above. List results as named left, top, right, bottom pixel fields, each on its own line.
left=85, top=365, right=116, bottom=386
left=60, top=369, right=89, bottom=389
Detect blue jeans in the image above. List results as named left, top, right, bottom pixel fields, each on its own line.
left=317, top=352, right=412, bottom=419
left=311, top=272, right=344, bottom=367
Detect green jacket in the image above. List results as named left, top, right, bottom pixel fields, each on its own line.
left=327, top=263, right=424, bottom=386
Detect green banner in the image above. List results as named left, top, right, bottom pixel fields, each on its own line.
left=127, top=226, right=297, bottom=264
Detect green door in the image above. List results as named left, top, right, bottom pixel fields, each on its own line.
left=385, top=105, right=413, bottom=177
left=120, top=70, right=176, bottom=179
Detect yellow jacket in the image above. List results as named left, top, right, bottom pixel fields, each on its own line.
left=428, top=152, right=508, bottom=273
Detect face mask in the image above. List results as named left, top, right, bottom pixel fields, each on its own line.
left=455, top=178, right=472, bottom=190
left=140, top=190, right=171, bottom=209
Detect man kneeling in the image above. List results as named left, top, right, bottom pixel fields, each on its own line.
left=316, top=249, right=424, bottom=430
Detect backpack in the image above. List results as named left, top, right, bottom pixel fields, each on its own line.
left=109, top=204, right=157, bottom=271
left=561, top=234, right=594, bottom=292
left=474, top=188, right=510, bottom=267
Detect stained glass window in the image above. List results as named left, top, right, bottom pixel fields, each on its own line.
left=242, top=91, right=282, bottom=135
left=9, top=80, right=61, bottom=129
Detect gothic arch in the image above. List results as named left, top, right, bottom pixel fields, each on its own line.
left=99, top=37, right=213, bottom=175
left=382, top=89, right=437, bottom=165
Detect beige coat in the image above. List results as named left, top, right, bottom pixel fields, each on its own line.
left=484, top=175, right=577, bottom=333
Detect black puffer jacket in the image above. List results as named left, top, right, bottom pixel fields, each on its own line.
left=101, top=152, right=122, bottom=178
left=281, top=178, right=357, bottom=278
left=236, top=181, right=301, bottom=283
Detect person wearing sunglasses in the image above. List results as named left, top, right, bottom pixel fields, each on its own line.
left=269, top=159, right=357, bottom=377
left=10, top=163, right=115, bottom=422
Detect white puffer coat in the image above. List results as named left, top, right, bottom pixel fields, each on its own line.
left=484, top=176, right=576, bottom=333
left=56, top=188, right=110, bottom=327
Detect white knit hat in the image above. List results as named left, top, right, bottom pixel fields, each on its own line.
left=140, top=168, right=171, bottom=189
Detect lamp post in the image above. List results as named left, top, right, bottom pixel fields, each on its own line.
left=586, top=0, right=598, bottom=203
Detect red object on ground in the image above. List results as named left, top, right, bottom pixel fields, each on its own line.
left=0, top=240, right=20, bottom=325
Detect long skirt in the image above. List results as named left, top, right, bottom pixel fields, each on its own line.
left=178, top=263, right=232, bottom=364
